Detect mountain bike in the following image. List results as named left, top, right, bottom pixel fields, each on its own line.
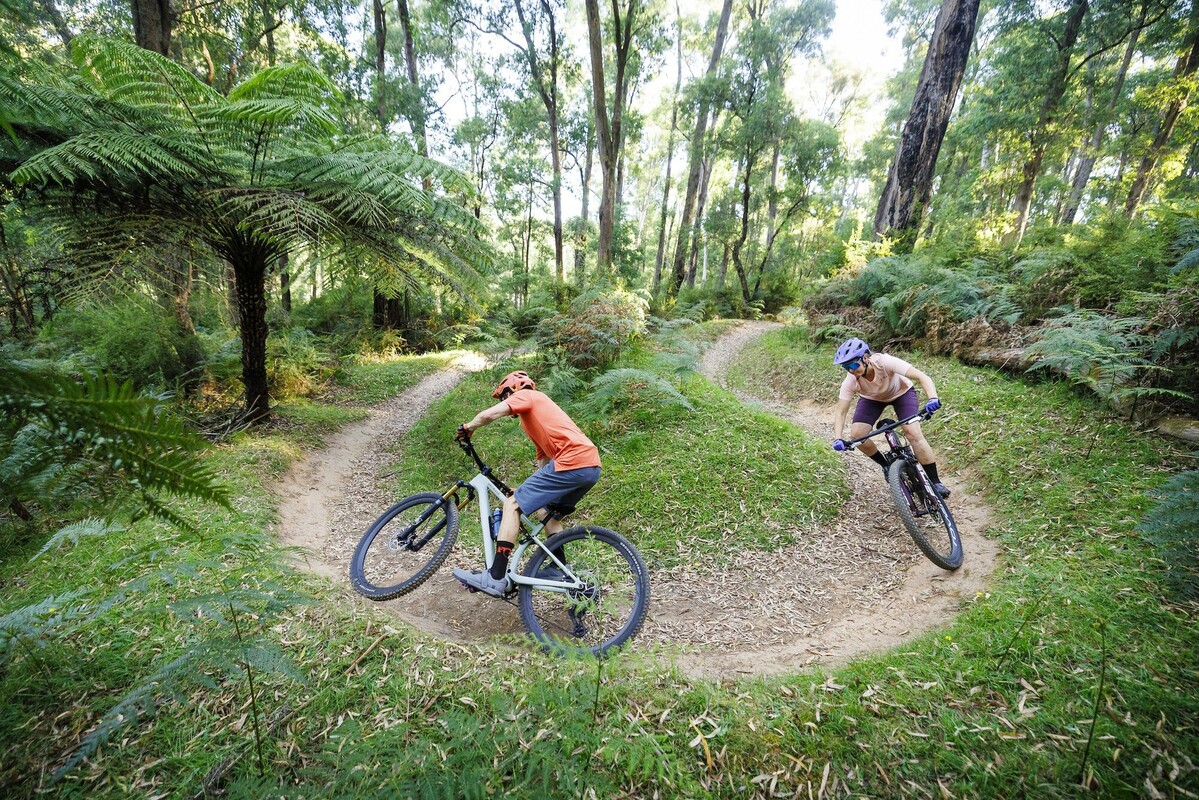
left=845, top=409, right=964, bottom=570
left=348, top=435, right=650, bottom=656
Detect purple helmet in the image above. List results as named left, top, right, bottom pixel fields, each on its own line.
left=833, top=337, right=871, bottom=365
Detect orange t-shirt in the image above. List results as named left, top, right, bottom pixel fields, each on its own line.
left=505, top=389, right=601, bottom=471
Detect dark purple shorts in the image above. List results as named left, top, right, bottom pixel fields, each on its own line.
left=852, top=387, right=919, bottom=426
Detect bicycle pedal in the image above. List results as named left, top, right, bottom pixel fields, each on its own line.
left=458, top=580, right=478, bottom=593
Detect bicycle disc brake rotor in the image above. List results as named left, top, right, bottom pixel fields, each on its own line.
left=386, top=525, right=414, bottom=553
left=565, top=569, right=601, bottom=637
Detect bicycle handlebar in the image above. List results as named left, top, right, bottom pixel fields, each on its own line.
left=844, top=408, right=935, bottom=450
left=455, top=433, right=514, bottom=496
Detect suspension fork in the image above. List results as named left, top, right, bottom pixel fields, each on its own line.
left=401, top=481, right=472, bottom=551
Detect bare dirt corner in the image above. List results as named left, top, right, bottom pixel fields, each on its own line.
left=273, top=326, right=1001, bottom=679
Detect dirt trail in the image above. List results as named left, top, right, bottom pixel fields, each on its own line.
left=274, top=326, right=1001, bottom=679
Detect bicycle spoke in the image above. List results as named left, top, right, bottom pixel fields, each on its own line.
left=518, top=527, right=648, bottom=656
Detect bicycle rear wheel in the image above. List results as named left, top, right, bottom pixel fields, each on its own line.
left=887, top=460, right=963, bottom=570
left=517, top=526, right=650, bottom=657
left=349, top=492, right=459, bottom=601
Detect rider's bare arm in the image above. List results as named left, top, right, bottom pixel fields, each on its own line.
left=833, top=397, right=852, bottom=440
left=904, top=366, right=938, bottom=402
left=464, top=401, right=512, bottom=433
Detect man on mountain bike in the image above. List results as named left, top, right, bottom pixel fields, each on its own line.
left=451, top=370, right=602, bottom=597
left=830, top=337, right=951, bottom=498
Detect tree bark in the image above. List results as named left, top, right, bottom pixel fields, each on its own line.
left=397, top=0, right=428, bottom=157
left=40, top=0, right=73, bottom=49
left=514, top=0, right=566, bottom=282
left=131, top=0, right=175, bottom=56
left=873, top=0, right=981, bottom=251
left=670, top=0, right=733, bottom=294
left=1006, top=0, right=1089, bottom=247
left=653, top=1, right=684, bottom=295
left=232, top=248, right=271, bottom=423
left=1063, top=0, right=1147, bottom=224
left=373, top=0, right=389, bottom=126
left=731, top=150, right=754, bottom=305
left=584, top=0, right=638, bottom=278
left=575, top=119, right=594, bottom=285
left=686, top=150, right=715, bottom=287
left=1125, top=0, right=1199, bottom=217
left=279, top=253, right=291, bottom=313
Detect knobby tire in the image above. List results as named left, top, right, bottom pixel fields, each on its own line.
left=517, top=525, right=650, bottom=657
left=349, top=492, right=460, bottom=601
left=887, top=460, right=963, bottom=570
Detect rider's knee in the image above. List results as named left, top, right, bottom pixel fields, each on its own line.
left=503, top=494, right=522, bottom=514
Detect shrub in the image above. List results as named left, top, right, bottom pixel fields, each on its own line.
left=38, top=300, right=207, bottom=391
left=536, top=287, right=649, bottom=371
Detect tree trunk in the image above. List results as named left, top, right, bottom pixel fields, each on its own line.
left=40, top=0, right=73, bottom=49
left=671, top=0, right=734, bottom=294
left=131, top=0, right=175, bottom=56
left=1006, top=0, right=1089, bottom=246
left=731, top=153, right=753, bottom=305
left=584, top=0, right=637, bottom=279
left=576, top=121, right=594, bottom=285
left=232, top=250, right=271, bottom=424
left=0, top=222, right=35, bottom=334
left=1125, top=0, right=1199, bottom=217
left=397, top=0, right=428, bottom=157
left=686, top=152, right=715, bottom=287
left=514, top=0, right=565, bottom=282
left=653, top=1, right=684, bottom=295
left=1063, top=0, right=1146, bottom=224
left=373, top=0, right=389, bottom=126
left=873, top=0, right=981, bottom=251
left=279, top=253, right=291, bottom=312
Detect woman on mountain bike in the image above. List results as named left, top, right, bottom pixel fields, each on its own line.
left=830, top=337, right=950, bottom=498
left=451, top=370, right=602, bottom=597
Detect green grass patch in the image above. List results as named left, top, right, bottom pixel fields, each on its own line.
left=334, top=351, right=458, bottom=405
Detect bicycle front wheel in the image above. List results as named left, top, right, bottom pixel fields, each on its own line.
left=349, top=492, right=459, bottom=601
left=518, top=526, right=650, bottom=657
left=887, top=460, right=963, bottom=570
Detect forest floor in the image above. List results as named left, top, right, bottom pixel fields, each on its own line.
left=274, top=322, right=1001, bottom=679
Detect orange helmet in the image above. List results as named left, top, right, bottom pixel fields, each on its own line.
left=492, top=370, right=536, bottom=399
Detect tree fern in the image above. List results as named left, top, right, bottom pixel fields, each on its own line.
left=0, top=359, right=231, bottom=524
left=4, top=34, right=493, bottom=423
left=1138, top=470, right=1199, bottom=600
left=577, top=369, right=695, bottom=419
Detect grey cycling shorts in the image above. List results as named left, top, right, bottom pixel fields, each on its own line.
left=514, top=462, right=601, bottom=520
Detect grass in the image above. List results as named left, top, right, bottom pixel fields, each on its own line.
left=2, top=329, right=1198, bottom=798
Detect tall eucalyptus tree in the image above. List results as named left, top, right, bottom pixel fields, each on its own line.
left=669, top=0, right=732, bottom=295
left=584, top=0, right=640, bottom=277
left=874, top=0, right=981, bottom=250
left=1125, top=0, right=1199, bottom=216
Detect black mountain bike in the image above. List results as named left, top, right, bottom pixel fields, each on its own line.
left=348, top=436, right=650, bottom=656
left=845, top=409, right=964, bottom=570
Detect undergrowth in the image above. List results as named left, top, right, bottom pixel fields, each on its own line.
left=2, top=333, right=1197, bottom=798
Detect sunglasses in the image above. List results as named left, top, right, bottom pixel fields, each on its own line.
left=842, top=360, right=861, bottom=371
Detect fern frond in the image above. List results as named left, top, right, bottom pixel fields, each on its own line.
left=30, top=518, right=123, bottom=561
left=0, top=589, right=91, bottom=667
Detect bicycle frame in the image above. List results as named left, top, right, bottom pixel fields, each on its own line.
left=455, top=438, right=582, bottom=592
left=845, top=410, right=942, bottom=512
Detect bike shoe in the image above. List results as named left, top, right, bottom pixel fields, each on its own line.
left=932, top=482, right=951, bottom=499
left=453, top=567, right=510, bottom=598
